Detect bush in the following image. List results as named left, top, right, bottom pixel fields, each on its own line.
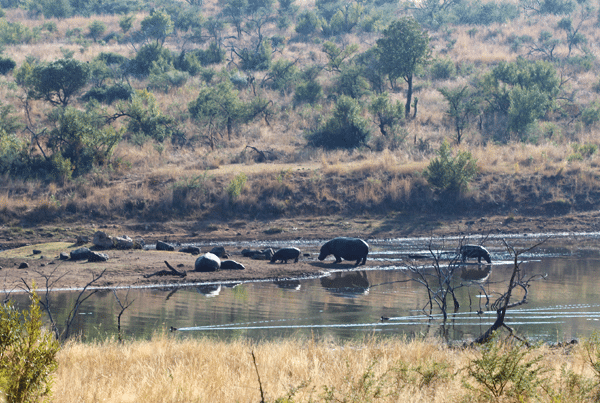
left=190, top=42, right=225, bottom=65
left=293, top=79, right=323, bottom=105
left=82, top=83, right=134, bottom=104
left=295, top=10, right=321, bottom=36
left=227, top=172, right=247, bottom=200
left=129, top=44, right=173, bottom=76
left=430, top=58, right=456, bottom=80
left=0, top=290, right=60, bottom=403
left=424, top=139, right=478, bottom=196
left=0, top=56, right=15, bottom=74
left=306, top=95, right=370, bottom=149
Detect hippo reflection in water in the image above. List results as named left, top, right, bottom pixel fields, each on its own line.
left=320, top=271, right=370, bottom=296
left=460, top=244, right=491, bottom=264
left=460, top=265, right=492, bottom=283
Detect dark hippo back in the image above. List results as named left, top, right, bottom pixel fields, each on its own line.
left=271, top=247, right=301, bottom=263
left=318, top=237, right=369, bottom=265
left=194, top=252, right=221, bottom=272
left=460, top=244, right=491, bottom=263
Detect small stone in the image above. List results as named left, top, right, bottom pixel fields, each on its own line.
left=18, top=262, right=29, bottom=269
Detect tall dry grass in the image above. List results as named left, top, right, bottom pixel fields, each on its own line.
left=50, top=334, right=599, bottom=403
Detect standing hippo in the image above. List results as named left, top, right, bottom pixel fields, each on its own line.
left=318, top=237, right=369, bottom=266
left=460, top=244, right=491, bottom=264
left=194, top=252, right=221, bottom=272
left=271, top=247, right=301, bottom=263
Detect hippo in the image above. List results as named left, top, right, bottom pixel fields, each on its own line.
left=271, top=247, right=301, bottom=263
left=318, top=237, right=369, bottom=266
left=460, top=244, right=491, bottom=264
left=221, top=260, right=245, bottom=270
left=194, top=252, right=221, bottom=272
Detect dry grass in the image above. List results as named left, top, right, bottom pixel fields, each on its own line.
left=48, top=334, right=599, bottom=403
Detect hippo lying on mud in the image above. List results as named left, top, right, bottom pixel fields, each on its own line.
left=271, top=247, right=301, bottom=263
left=460, top=244, right=491, bottom=264
left=318, top=237, right=369, bottom=266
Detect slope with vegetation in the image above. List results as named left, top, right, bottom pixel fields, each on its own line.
left=0, top=0, right=598, bottom=227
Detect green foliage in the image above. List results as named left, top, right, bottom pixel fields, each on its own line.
left=174, top=51, right=202, bottom=76
left=369, top=92, right=403, bottom=137
left=129, top=43, right=173, bottom=76
left=0, top=55, right=15, bottom=74
left=539, top=0, right=576, bottom=15
left=581, top=101, right=600, bottom=126
left=376, top=17, right=431, bottom=117
left=82, top=83, right=134, bottom=104
left=88, top=20, right=106, bottom=42
left=190, top=42, right=226, bottom=65
left=481, top=58, right=560, bottom=140
left=438, top=85, right=480, bottom=144
left=465, top=334, right=547, bottom=400
left=27, top=58, right=91, bottom=106
left=119, top=14, right=135, bottom=33
left=0, top=290, right=60, bottom=403
left=293, top=78, right=323, bottom=106
left=295, top=10, right=321, bottom=36
left=148, top=69, right=189, bottom=92
left=0, top=20, right=36, bottom=45
left=430, top=57, right=456, bottom=80
left=264, top=58, right=298, bottom=94
left=227, top=172, right=247, bottom=200
left=47, top=106, right=121, bottom=177
left=0, top=103, right=28, bottom=176
left=335, top=64, right=370, bottom=99
left=238, top=39, right=272, bottom=71
left=321, top=2, right=364, bottom=36
left=424, top=139, right=478, bottom=195
left=118, top=89, right=175, bottom=145
left=28, top=0, right=72, bottom=18
left=306, top=95, right=370, bottom=149
left=141, top=9, right=174, bottom=46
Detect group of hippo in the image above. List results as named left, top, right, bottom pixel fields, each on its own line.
left=194, top=237, right=371, bottom=272
left=193, top=236, right=492, bottom=272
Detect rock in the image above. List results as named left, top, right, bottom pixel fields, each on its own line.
left=32, top=249, right=42, bottom=255
left=115, top=236, right=134, bottom=249
left=242, top=249, right=261, bottom=257
left=76, top=235, right=89, bottom=245
left=156, top=240, right=175, bottom=251
left=93, top=231, right=114, bottom=249
left=70, top=247, right=92, bottom=261
left=209, top=246, right=227, bottom=258
left=59, top=252, right=70, bottom=260
left=194, top=252, right=221, bottom=272
left=87, top=252, right=109, bottom=262
left=221, top=260, right=245, bottom=270
left=251, top=248, right=274, bottom=260
left=179, top=246, right=201, bottom=255
left=18, top=262, right=29, bottom=269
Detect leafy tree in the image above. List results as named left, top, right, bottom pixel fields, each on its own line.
left=369, top=93, right=403, bottom=137
left=0, top=55, right=15, bottom=74
left=88, top=20, right=106, bottom=42
left=141, top=9, right=174, bottom=46
left=335, top=64, right=370, bottom=99
left=322, top=41, right=358, bottom=73
left=46, top=106, right=121, bottom=177
left=295, top=10, right=321, bottom=36
left=0, top=290, right=60, bottom=403
left=28, top=0, right=72, bottom=18
left=0, top=101, right=27, bottom=176
left=306, top=95, right=370, bottom=149
left=129, top=43, right=173, bottom=76
left=188, top=80, right=250, bottom=149
left=480, top=58, right=560, bottom=139
left=424, top=139, right=478, bottom=196
left=376, top=17, right=431, bottom=118
left=438, top=85, right=480, bottom=144
left=236, top=39, right=273, bottom=71
left=263, top=58, right=299, bottom=94
left=221, top=0, right=248, bottom=38
left=293, top=78, right=323, bottom=106
left=119, top=14, right=135, bottom=33
left=117, top=89, right=176, bottom=145
left=27, top=58, right=91, bottom=107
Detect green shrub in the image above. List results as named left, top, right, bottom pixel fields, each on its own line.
left=227, top=172, right=247, bottom=200
left=82, top=83, right=134, bottom=104
left=0, top=56, right=15, bottom=74
left=88, top=20, right=106, bottom=42
left=129, top=44, right=173, bottom=76
left=430, top=57, right=456, bottom=80
left=465, top=334, right=547, bottom=400
left=0, top=20, right=36, bottom=45
left=424, top=139, right=478, bottom=195
left=306, top=95, right=370, bottom=149
left=191, top=42, right=225, bottom=65
left=295, top=10, right=321, bottom=36
left=293, top=79, right=323, bottom=105
left=0, top=289, right=60, bottom=403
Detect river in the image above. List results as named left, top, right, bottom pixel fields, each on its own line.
left=7, top=233, right=600, bottom=343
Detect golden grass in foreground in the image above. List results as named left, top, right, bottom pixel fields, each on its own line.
left=51, top=334, right=598, bottom=403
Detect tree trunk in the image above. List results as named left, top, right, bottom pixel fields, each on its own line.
left=405, top=74, right=413, bottom=119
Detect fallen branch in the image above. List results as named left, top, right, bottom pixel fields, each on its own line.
left=143, top=261, right=187, bottom=278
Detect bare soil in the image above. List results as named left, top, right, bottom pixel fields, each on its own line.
left=1, top=209, right=599, bottom=292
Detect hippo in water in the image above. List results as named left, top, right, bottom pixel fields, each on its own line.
left=271, top=247, right=301, bottom=263
left=460, top=244, right=491, bottom=264
left=318, top=237, right=369, bottom=266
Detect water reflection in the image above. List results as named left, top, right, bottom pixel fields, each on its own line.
left=8, top=242, right=600, bottom=343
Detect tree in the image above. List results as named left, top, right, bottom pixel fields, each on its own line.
left=438, top=85, right=480, bottom=145
left=376, top=17, right=431, bottom=118
left=141, top=9, right=174, bottom=46
left=188, top=80, right=249, bottom=149
left=0, top=290, right=60, bottom=402
left=306, top=95, right=370, bottom=149
left=27, top=59, right=90, bottom=107
left=369, top=93, right=403, bottom=137
left=424, top=139, right=478, bottom=197
left=88, top=20, right=106, bottom=43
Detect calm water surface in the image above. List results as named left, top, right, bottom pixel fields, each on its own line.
left=7, top=235, right=600, bottom=343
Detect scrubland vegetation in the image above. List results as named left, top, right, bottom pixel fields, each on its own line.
left=0, top=0, right=597, bottom=224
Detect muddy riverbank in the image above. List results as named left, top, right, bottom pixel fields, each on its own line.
left=1, top=210, right=599, bottom=292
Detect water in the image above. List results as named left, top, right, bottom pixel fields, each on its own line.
left=6, top=236, right=600, bottom=343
